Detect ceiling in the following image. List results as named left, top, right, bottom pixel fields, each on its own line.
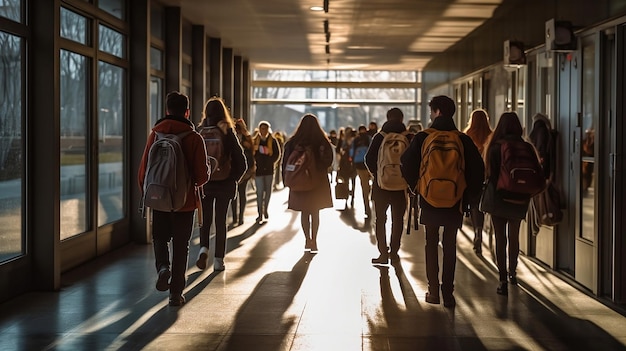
left=161, top=0, right=503, bottom=71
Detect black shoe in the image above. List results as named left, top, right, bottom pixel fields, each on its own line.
left=238, top=218, right=244, bottom=226
left=256, top=216, right=262, bottom=223
left=371, top=255, right=389, bottom=265
left=169, top=294, right=185, bottom=306
left=497, top=281, right=508, bottom=295
left=509, top=274, right=518, bottom=286
left=443, top=294, right=456, bottom=308
left=425, top=292, right=440, bottom=304
left=156, top=267, right=171, bottom=291
left=264, top=211, right=269, bottom=219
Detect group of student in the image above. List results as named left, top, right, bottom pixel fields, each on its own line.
left=138, top=92, right=285, bottom=306
left=139, top=91, right=549, bottom=308
left=281, top=95, right=549, bottom=308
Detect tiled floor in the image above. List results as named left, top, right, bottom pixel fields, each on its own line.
left=1, top=187, right=626, bottom=350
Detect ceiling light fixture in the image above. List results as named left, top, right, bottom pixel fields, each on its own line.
left=323, top=0, right=329, bottom=13
left=325, top=44, right=330, bottom=54
left=324, top=19, right=329, bottom=33
left=325, top=32, right=331, bottom=43
left=310, top=6, right=323, bottom=11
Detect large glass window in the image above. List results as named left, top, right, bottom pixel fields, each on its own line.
left=60, top=8, right=90, bottom=45
left=252, top=70, right=419, bottom=135
left=60, top=50, right=90, bottom=240
left=0, top=0, right=21, bottom=22
left=0, top=31, right=23, bottom=262
left=97, top=62, right=124, bottom=226
left=581, top=38, right=596, bottom=242
left=98, top=24, right=125, bottom=58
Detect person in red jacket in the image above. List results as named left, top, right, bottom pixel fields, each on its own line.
left=138, top=92, right=210, bottom=306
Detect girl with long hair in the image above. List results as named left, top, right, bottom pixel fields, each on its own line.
left=195, top=97, right=247, bottom=271
left=282, top=114, right=334, bottom=252
left=463, top=108, right=493, bottom=255
left=482, top=112, right=537, bottom=295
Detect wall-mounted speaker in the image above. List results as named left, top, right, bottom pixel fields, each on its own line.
left=504, top=40, right=526, bottom=65
left=545, top=19, right=577, bottom=51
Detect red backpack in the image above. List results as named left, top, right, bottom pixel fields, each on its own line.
left=284, top=145, right=321, bottom=191
left=497, top=139, right=546, bottom=196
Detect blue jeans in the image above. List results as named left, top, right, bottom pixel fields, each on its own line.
left=255, top=174, right=274, bottom=218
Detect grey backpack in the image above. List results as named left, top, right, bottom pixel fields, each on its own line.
left=142, top=130, right=193, bottom=212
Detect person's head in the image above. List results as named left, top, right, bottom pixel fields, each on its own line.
left=234, top=118, right=248, bottom=134
left=200, top=96, right=234, bottom=128
left=368, top=121, right=378, bottom=131
left=491, top=111, right=523, bottom=142
left=257, top=121, right=272, bottom=137
left=386, top=108, right=404, bottom=122
left=465, top=109, right=492, bottom=134
left=329, top=130, right=337, bottom=138
left=358, top=125, right=367, bottom=134
left=429, top=95, right=455, bottom=119
left=291, top=113, right=329, bottom=145
left=165, top=91, right=189, bottom=118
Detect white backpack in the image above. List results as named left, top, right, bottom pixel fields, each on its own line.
left=376, top=132, right=408, bottom=191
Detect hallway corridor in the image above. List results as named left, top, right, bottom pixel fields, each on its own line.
left=1, top=188, right=625, bottom=350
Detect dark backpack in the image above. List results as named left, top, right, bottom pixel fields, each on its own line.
left=199, top=126, right=231, bottom=181
left=417, top=129, right=466, bottom=208
left=496, top=139, right=546, bottom=195
left=142, top=130, right=193, bottom=212
left=284, top=144, right=320, bottom=191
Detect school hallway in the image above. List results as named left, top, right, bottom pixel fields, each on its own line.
left=1, top=185, right=625, bottom=351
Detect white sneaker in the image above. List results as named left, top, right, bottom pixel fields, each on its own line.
left=214, top=257, right=225, bottom=271
left=195, top=246, right=209, bottom=270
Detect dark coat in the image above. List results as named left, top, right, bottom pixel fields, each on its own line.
left=400, top=116, right=484, bottom=228
left=138, top=115, right=210, bottom=212
left=201, top=122, right=247, bottom=199
left=283, top=138, right=334, bottom=212
left=253, top=134, right=281, bottom=176
left=528, top=113, right=554, bottom=180
left=484, top=135, right=532, bottom=219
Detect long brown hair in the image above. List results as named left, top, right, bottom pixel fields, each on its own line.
left=484, top=111, right=525, bottom=177
left=197, top=96, right=235, bottom=128
left=288, top=114, right=330, bottom=146
left=463, top=108, right=492, bottom=155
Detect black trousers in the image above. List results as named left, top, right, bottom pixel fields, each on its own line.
left=372, top=185, right=407, bottom=256
left=491, top=215, right=521, bottom=282
left=424, top=225, right=458, bottom=296
left=152, top=210, right=194, bottom=296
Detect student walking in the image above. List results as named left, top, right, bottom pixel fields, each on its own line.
left=231, top=118, right=255, bottom=227
left=365, top=108, right=409, bottom=265
left=282, top=114, right=334, bottom=253
left=195, top=97, right=247, bottom=272
left=401, top=96, right=484, bottom=308
left=252, top=121, right=281, bottom=223
left=463, top=108, right=493, bottom=255
left=351, top=125, right=373, bottom=218
left=138, top=91, right=210, bottom=306
left=481, top=112, right=543, bottom=295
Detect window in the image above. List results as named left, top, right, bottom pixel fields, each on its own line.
left=98, top=0, right=125, bottom=19
left=0, top=31, right=23, bottom=262
left=0, top=0, right=21, bottom=22
left=99, top=24, right=125, bottom=58
left=60, top=50, right=90, bottom=239
left=61, top=8, right=90, bottom=45
left=97, top=61, right=125, bottom=226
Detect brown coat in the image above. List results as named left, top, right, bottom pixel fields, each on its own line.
left=283, top=139, right=334, bottom=212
